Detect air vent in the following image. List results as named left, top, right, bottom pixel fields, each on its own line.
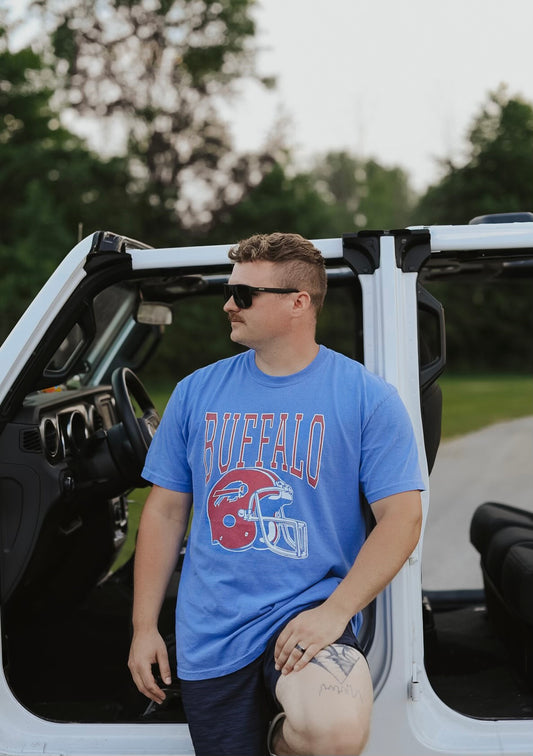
left=66, top=410, right=88, bottom=452
left=21, top=428, right=42, bottom=453
left=41, top=417, right=60, bottom=460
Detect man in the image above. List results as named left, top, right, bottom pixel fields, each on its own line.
left=128, top=232, right=423, bottom=755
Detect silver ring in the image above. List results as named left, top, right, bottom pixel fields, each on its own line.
left=295, top=643, right=306, bottom=654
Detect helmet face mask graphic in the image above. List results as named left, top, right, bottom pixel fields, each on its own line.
left=207, top=468, right=308, bottom=559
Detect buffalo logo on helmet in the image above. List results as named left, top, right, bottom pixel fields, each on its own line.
left=207, top=468, right=308, bottom=559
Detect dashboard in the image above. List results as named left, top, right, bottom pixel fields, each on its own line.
left=0, top=385, right=129, bottom=605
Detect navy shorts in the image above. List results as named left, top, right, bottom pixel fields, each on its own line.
left=179, top=622, right=364, bottom=756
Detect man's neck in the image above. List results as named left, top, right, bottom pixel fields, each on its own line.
left=253, top=341, right=320, bottom=377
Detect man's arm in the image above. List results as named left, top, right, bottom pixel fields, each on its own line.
left=128, top=484, right=192, bottom=703
left=274, top=489, right=422, bottom=674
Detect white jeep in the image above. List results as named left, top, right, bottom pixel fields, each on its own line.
left=0, top=218, right=532, bottom=755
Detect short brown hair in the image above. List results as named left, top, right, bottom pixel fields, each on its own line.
left=228, top=233, right=327, bottom=314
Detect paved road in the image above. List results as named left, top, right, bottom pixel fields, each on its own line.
left=421, top=416, right=533, bottom=591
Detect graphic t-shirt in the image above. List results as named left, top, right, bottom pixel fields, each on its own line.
left=142, top=346, right=424, bottom=680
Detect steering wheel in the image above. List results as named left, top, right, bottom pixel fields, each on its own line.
left=111, top=367, right=160, bottom=468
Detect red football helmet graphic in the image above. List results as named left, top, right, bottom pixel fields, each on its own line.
left=207, top=468, right=308, bottom=559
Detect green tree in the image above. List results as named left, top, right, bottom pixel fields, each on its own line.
left=25, top=0, right=276, bottom=241
left=0, top=42, right=144, bottom=341
left=205, top=162, right=343, bottom=242
left=309, top=151, right=417, bottom=233
left=416, top=87, right=533, bottom=224
left=206, top=150, right=417, bottom=243
left=416, top=89, right=533, bottom=373
left=425, top=279, right=533, bottom=373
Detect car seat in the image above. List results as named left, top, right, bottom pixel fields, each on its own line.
left=470, top=501, right=533, bottom=681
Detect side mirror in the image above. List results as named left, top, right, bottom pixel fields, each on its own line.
left=136, top=302, right=173, bottom=326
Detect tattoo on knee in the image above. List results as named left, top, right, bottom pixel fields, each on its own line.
left=311, top=645, right=360, bottom=681
left=310, top=645, right=365, bottom=698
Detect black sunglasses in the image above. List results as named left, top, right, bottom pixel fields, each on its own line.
left=223, top=283, right=299, bottom=309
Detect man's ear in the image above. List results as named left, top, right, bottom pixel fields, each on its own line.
left=292, top=290, right=313, bottom=316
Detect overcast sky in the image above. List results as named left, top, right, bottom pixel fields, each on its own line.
left=231, top=0, right=533, bottom=191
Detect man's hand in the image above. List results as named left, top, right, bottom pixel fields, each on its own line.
left=128, top=628, right=172, bottom=704
left=274, top=603, right=349, bottom=676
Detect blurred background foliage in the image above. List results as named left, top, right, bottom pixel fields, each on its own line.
left=1, top=0, right=533, bottom=375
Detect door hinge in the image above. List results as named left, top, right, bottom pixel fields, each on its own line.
left=409, top=662, right=421, bottom=702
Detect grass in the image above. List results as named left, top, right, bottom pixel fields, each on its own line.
left=439, top=374, right=533, bottom=439
left=113, top=373, right=533, bottom=569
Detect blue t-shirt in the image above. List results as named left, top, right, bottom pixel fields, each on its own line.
left=142, top=346, right=424, bottom=680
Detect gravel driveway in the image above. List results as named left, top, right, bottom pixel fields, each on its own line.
left=421, top=416, right=533, bottom=591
